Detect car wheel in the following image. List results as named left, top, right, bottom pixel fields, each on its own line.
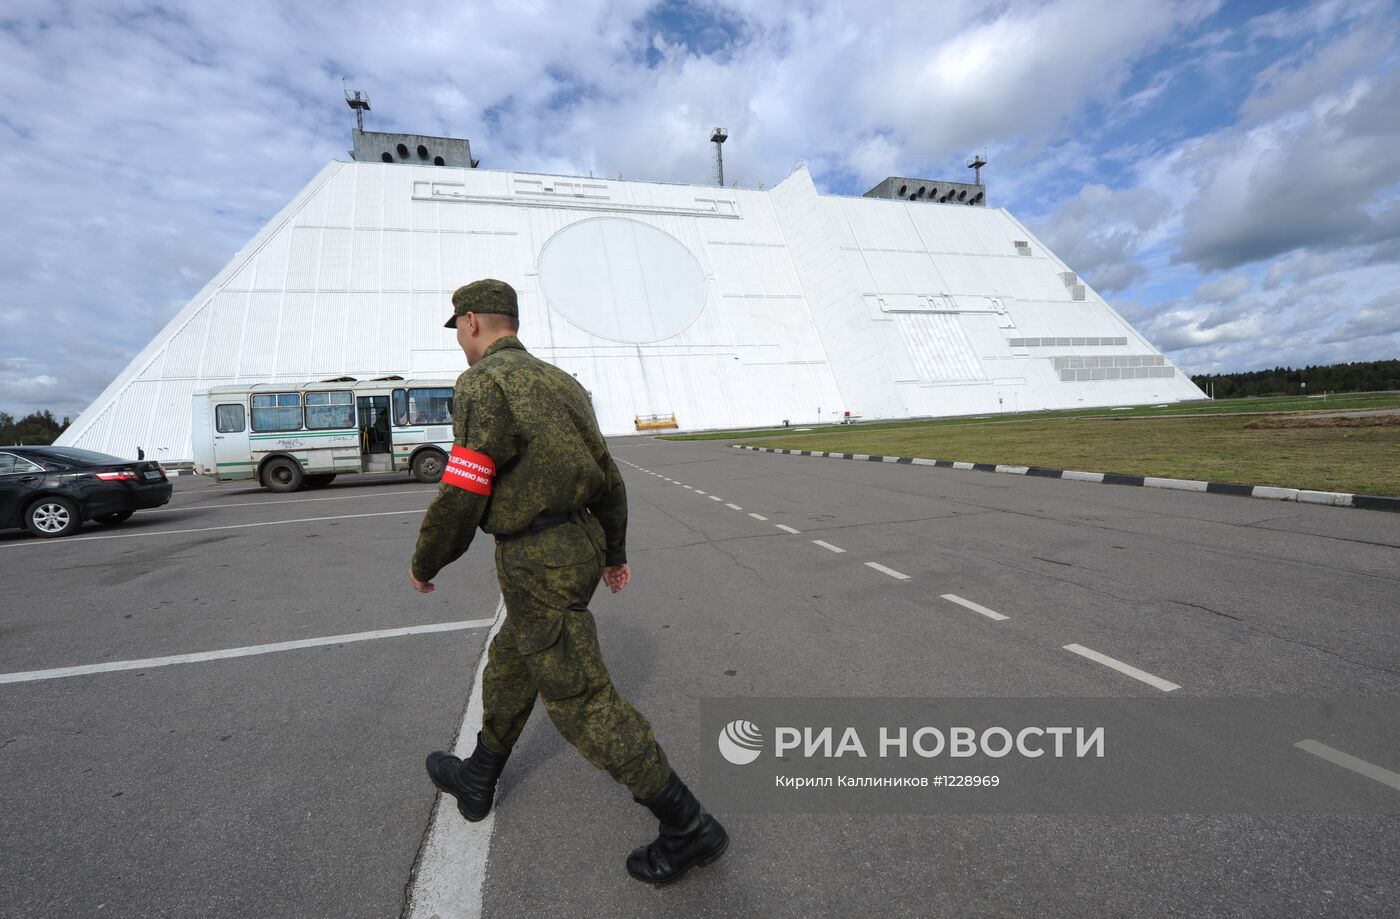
left=26, top=497, right=82, bottom=538
left=305, top=474, right=337, bottom=489
left=95, top=510, right=135, bottom=525
left=262, top=457, right=304, bottom=493
left=412, top=450, right=446, bottom=484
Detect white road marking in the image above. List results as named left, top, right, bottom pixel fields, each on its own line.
left=1062, top=644, right=1180, bottom=692
left=812, top=539, right=846, bottom=553
left=940, top=594, right=1009, bottom=621
left=865, top=561, right=911, bottom=580
left=405, top=598, right=507, bottom=919
left=0, top=617, right=495, bottom=685
left=148, top=489, right=437, bottom=514
left=694, top=489, right=707, bottom=495
left=683, top=485, right=694, bottom=490
left=725, top=503, right=743, bottom=510
left=748, top=513, right=768, bottom=521
left=776, top=524, right=801, bottom=534
left=1295, top=740, right=1400, bottom=792
left=709, top=495, right=723, bottom=501
left=0, top=509, right=427, bottom=549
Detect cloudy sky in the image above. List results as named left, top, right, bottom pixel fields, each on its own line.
left=2, top=0, right=1398, bottom=419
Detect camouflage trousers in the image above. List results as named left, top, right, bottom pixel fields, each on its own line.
left=481, top=515, right=670, bottom=799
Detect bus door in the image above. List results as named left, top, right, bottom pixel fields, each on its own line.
left=211, top=401, right=254, bottom=479
left=357, top=395, right=393, bottom=471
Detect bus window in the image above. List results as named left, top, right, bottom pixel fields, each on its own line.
left=392, top=389, right=409, bottom=426
left=215, top=404, right=246, bottom=433
left=407, top=387, right=453, bottom=425
left=304, top=390, right=354, bottom=429
left=251, top=392, right=302, bottom=431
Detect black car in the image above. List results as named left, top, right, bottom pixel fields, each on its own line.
left=0, top=446, right=173, bottom=538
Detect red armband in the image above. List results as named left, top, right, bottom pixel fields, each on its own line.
left=441, top=446, right=495, bottom=495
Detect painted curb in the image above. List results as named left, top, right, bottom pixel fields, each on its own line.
left=731, top=445, right=1400, bottom=513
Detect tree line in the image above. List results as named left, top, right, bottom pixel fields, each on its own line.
left=0, top=410, right=71, bottom=446
left=1191, top=359, right=1400, bottom=399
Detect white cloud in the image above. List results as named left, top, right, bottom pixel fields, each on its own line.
left=0, top=0, right=1397, bottom=417
left=1193, top=272, right=1251, bottom=303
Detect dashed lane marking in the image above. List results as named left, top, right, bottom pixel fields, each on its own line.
left=812, top=540, right=846, bottom=553
left=748, top=513, right=768, bottom=521
left=1294, top=740, right=1400, bottom=793
left=725, top=503, right=743, bottom=510
left=776, top=524, right=801, bottom=534
left=941, top=594, right=1009, bottom=621
left=865, top=561, right=911, bottom=581
left=1062, top=644, right=1181, bottom=692
left=709, top=495, right=723, bottom=502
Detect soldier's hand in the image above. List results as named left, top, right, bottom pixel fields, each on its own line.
left=409, top=567, right=435, bottom=593
left=603, top=563, right=631, bottom=594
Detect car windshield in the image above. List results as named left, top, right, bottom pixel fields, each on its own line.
left=31, top=447, right=130, bottom=467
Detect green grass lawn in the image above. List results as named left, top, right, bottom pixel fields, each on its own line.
left=662, top=393, right=1400, bottom=442
left=731, top=414, right=1400, bottom=496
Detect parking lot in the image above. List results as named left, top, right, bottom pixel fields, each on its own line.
left=3, top=438, right=1399, bottom=918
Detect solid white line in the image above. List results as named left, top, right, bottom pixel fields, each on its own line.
left=148, top=489, right=437, bottom=514
left=725, top=503, right=743, bottom=510
left=748, top=513, right=768, bottom=521
left=941, top=594, right=1009, bottom=621
left=405, top=598, right=507, bottom=919
left=812, top=539, right=846, bottom=553
left=709, top=495, right=723, bottom=501
left=1295, top=740, right=1400, bottom=792
left=1062, top=644, right=1180, bottom=692
left=0, top=618, right=496, bottom=685
left=0, top=509, right=427, bottom=549
left=865, top=561, right=911, bottom=580
left=776, top=524, right=801, bottom=534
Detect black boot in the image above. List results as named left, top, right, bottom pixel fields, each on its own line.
left=626, top=771, right=728, bottom=885
left=425, top=733, right=509, bottom=822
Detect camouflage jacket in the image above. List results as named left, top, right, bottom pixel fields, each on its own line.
left=410, top=336, right=628, bottom=580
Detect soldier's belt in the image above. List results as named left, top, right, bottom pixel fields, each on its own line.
left=494, top=509, right=586, bottom=544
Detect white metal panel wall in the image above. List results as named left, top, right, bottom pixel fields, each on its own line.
left=59, top=158, right=1203, bottom=461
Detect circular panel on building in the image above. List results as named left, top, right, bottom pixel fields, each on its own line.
left=537, top=217, right=706, bottom=343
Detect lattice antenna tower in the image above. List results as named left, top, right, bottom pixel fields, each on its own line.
left=967, top=150, right=987, bottom=186
left=344, top=81, right=371, bottom=132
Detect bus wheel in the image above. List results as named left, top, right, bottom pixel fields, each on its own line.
left=263, top=457, right=304, bottom=493
left=412, top=450, right=446, bottom=484
left=305, top=474, right=337, bottom=489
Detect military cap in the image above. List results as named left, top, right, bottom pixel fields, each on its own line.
left=445, top=278, right=519, bottom=328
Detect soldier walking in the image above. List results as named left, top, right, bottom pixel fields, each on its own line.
left=408, top=279, right=728, bottom=885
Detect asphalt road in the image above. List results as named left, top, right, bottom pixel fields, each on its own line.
left=2, top=437, right=1398, bottom=918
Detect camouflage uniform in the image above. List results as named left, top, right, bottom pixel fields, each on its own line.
left=412, top=329, right=670, bottom=799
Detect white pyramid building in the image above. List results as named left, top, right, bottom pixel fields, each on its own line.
left=59, top=134, right=1203, bottom=463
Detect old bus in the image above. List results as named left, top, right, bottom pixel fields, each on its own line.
left=192, top=377, right=457, bottom=491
